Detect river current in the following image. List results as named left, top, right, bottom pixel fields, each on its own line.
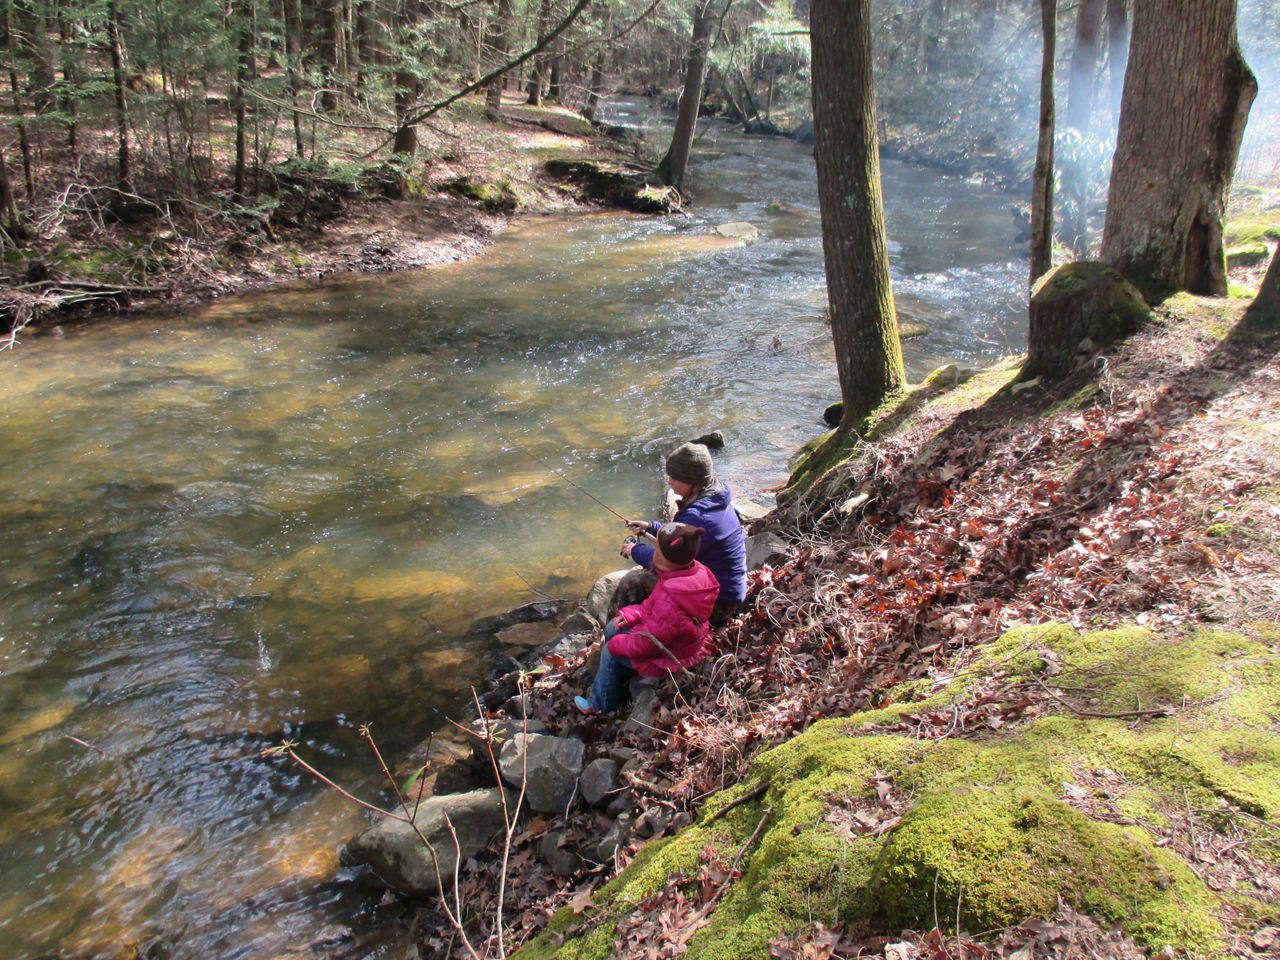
left=0, top=112, right=1027, bottom=958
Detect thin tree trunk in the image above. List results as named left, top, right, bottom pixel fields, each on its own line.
left=285, top=0, right=306, bottom=156
left=233, top=0, right=252, bottom=197
left=107, top=0, right=131, bottom=192
left=1101, top=0, right=1256, bottom=300
left=1030, top=0, right=1056, bottom=287
left=656, top=0, right=715, bottom=190
left=392, top=0, right=423, bottom=157
left=58, top=6, right=78, bottom=150
left=809, top=0, right=903, bottom=430
left=0, top=145, right=19, bottom=229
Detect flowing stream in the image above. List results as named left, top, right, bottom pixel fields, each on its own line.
left=0, top=110, right=1027, bottom=959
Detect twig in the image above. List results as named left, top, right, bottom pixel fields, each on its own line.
left=1031, top=675, right=1171, bottom=720
left=704, top=779, right=768, bottom=824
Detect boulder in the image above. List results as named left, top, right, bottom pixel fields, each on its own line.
left=584, top=569, right=632, bottom=626
left=469, top=600, right=567, bottom=637
left=712, top=222, right=758, bottom=240
left=1023, top=262, right=1149, bottom=381
left=823, top=401, right=843, bottom=427
left=343, top=787, right=509, bottom=897
left=471, top=718, right=546, bottom=767
left=579, top=758, right=622, bottom=807
left=734, top=500, right=772, bottom=526
left=558, top=607, right=599, bottom=636
left=498, top=733, right=586, bottom=813
left=746, top=531, right=789, bottom=570
left=690, top=430, right=725, bottom=449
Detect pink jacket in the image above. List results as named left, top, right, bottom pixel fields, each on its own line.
left=608, top=562, right=719, bottom=677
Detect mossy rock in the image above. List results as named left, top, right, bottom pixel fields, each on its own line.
left=1226, top=241, right=1271, bottom=270
left=1022, top=261, right=1150, bottom=381
left=442, top=175, right=519, bottom=213
left=542, top=159, right=678, bottom=213
left=514, top=624, right=1280, bottom=960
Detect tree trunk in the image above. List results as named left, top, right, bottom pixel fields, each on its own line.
left=1029, top=0, right=1056, bottom=287
left=392, top=0, right=423, bottom=156
left=106, top=0, right=131, bottom=193
left=1247, top=248, right=1280, bottom=326
left=0, top=144, right=19, bottom=229
left=233, top=0, right=252, bottom=198
left=526, top=0, right=554, bottom=105
left=582, top=20, right=609, bottom=121
left=484, top=0, right=514, bottom=117
left=1101, top=0, right=1256, bottom=301
left=656, top=0, right=715, bottom=191
left=810, top=0, right=904, bottom=429
left=285, top=0, right=306, bottom=156
left=1066, top=0, right=1103, bottom=134
left=319, top=0, right=342, bottom=111
left=547, top=37, right=564, bottom=101
left=1105, top=0, right=1128, bottom=120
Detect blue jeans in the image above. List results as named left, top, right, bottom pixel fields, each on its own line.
left=589, top=621, right=636, bottom=713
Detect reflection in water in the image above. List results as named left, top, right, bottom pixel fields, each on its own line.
left=0, top=116, right=1026, bottom=959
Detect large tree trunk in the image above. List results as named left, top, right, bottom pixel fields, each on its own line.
left=1247, top=248, right=1280, bottom=326
left=1105, top=0, right=1128, bottom=120
left=1066, top=0, right=1103, bottom=134
left=526, top=0, right=554, bottom=105
left=1029, top=0, right=1056, bottom=287
left=656, top=0, right=715, bottom=191
left=1101, top=0, right=1256, bottom=301
left=809, top=0, right=904, bottom=429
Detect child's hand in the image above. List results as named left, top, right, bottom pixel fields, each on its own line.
left=620, top=539, right=635, bottom=559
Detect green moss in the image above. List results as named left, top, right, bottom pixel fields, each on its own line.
left=1206, top=523, right=1233, bottom=537
left=1226, top=242, right=1271, bottom=269
left=515, top=624, right=1280, bottom=960
left=1224, top=217, right=1280, bottom=247
left=442, top=175, right=519, bottom=212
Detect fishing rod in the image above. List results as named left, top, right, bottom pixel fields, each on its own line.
left=492, top=428, right=635, bottom=527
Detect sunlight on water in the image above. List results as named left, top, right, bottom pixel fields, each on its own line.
left=0, top=115, right=1026, bottom=960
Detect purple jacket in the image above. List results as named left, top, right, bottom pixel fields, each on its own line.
left=608, top=562, right=719, bottom=676
left=631, top=481, right=747, bottom=605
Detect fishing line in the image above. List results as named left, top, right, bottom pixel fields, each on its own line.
left=490, top=426, right=634, bottom=526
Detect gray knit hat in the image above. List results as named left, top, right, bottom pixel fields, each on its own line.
left=665, top=442, right=714, bottom=486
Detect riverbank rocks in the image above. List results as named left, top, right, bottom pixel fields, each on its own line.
left=579, top=758, right=622, bottom=807
left=343, top=787, right=511, bottom=897
left=712, top=222, right=759, bottom=240
left=584, top=569, right=631, bottom=625
left=746, top=530, right=790, bottom=569
left=498, top=733, right=586, bottom=813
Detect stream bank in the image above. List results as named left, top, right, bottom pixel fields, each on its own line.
left=360, top=288, right=1280, bottom=960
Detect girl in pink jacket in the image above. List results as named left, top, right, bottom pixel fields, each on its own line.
left=576, top=523, right=719, bottom=714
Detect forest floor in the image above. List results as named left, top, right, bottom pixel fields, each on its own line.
left=0, top=93, right=650, bottom=343
left=414, top=281, right=1280, bottom=960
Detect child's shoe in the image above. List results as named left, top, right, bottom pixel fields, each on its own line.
left=574, top=695, right=598, bottom=715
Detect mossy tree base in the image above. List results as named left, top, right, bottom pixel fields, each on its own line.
left=1022, top=262, right=1151, bottom=382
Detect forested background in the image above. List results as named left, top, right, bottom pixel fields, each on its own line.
left=0, top=0, right=1275, bottom=277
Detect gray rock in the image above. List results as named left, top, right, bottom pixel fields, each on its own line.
left=584, top=569, right=632, bottom=626
left=587, top=813, right=633, bottom=865
left=579, top=758, right=621, bottom=807
left=558, top=607, right=599, bottom=636
left=537, top=829, right=584, bottom=877
left=344, top=787, right=509, bottom=897
left=746, top=531, right=789, bottom=570
left=621, top=686, right=657, bottom=735
left=605, top=787, right=636, bottom=818
left=634, top=807, right=671, bottom=838
left=471, top=718, right=546, bottom=767
left=498, top=733, right=586, bottom=814
left=734, top=500, right=772, bottom=526
left=690, top=430, right=725, bottom=449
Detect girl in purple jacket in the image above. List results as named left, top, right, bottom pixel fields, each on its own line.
left=576, top=523, right=719, bottom=715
